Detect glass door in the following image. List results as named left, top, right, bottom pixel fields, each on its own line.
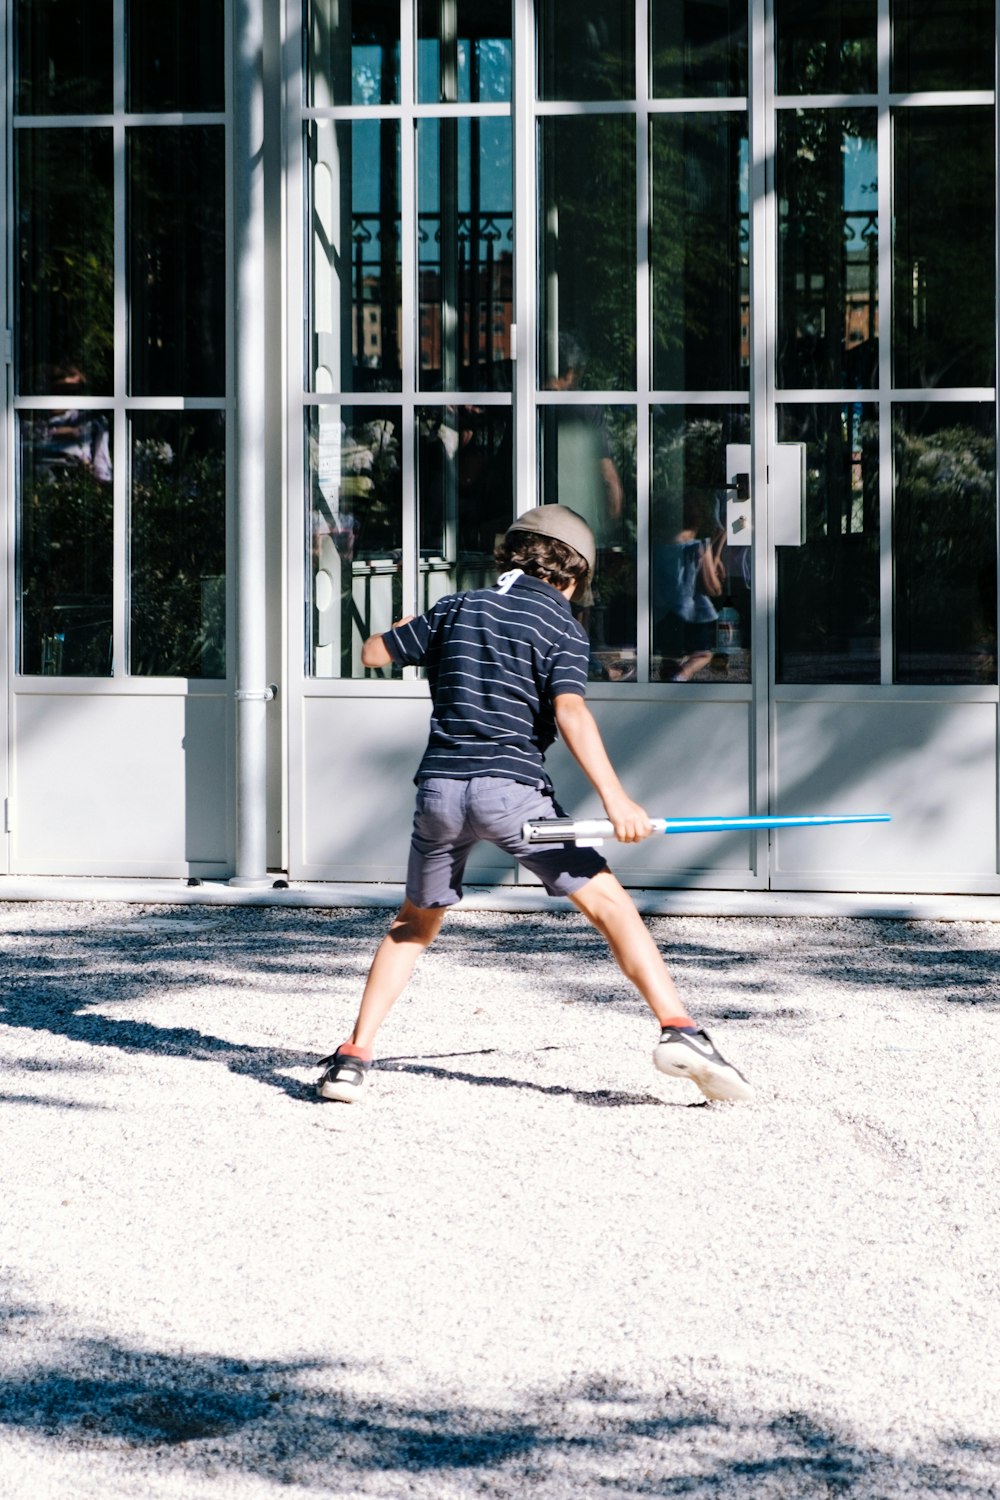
left=9, top=0, right=232, bottom=876
left=766, top=0, right=1000, bottom=892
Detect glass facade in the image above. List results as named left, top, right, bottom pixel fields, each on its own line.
left=295, top=0, right=998, bottom=693
left=5, top=0, right=1000, bottom=881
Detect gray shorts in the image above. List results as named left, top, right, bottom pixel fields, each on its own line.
left=406, top=776, right=608, bottom=908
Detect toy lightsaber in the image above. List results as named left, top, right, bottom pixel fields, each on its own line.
left=523, top=813, right=891, bottom=845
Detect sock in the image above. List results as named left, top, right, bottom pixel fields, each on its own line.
left=660, top=1017, right=699, bottom=1033
left=338, top=1041, right=373, bottom=1061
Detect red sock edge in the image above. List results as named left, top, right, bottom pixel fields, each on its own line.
left=339, top=1041, right=373, bottom=1061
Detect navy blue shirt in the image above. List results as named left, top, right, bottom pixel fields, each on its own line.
left=382, top=572, right=589, bottom=787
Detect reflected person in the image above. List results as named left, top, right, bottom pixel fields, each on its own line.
left=652, top=489, right=725, bottom=682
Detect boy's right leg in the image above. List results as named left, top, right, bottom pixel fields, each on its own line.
left=570, top=871, right=753, bottom=1102
left=317, top=899, right=446, bottom=1102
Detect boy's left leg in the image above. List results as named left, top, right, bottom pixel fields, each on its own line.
left=317, top=899, right=446, bottom=1102
left=570, top=870, right=753, bottom=1102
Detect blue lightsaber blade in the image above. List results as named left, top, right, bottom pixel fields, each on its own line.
left=522, top=813, right=891, bottom=844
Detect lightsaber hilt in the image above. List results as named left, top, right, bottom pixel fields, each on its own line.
left=522, top=814, right=891, bottom=845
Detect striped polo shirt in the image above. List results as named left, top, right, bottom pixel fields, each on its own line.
left=382, top=571, right=590, bottom=786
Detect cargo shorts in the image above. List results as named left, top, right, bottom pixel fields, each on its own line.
left=406, top=776, right=608, bottom=908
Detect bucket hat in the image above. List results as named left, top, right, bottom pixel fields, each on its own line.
left=504, top=504, right=596, bottom=578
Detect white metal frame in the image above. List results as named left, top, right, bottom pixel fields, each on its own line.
left=0, top=2, right=9, bottom=870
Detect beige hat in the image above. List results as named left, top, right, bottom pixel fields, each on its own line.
left=504, top=504, right=596, bottom=578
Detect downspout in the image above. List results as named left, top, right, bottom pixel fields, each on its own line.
left=230, top=0, right=273, bottom=886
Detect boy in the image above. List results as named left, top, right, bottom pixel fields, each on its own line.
left=317, top=504, right=752, bottom=1105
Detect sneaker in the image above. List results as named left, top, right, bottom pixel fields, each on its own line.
left=653, top=1026, right=754, bottom=1102
left=316, top=1048, right=371, bottom=1103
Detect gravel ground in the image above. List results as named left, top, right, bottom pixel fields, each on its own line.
left=1, top=900, right=998, bottom=1499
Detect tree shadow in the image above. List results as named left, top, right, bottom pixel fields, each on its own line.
left=0, top=1316, right=994, bottom=1495
left=0, top=909, right=996, bottom=1117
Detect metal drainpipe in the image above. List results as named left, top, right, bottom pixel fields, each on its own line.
left=230, top=0, right=272, bottom=886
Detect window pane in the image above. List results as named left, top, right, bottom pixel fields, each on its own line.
left=775, top=0, right=876, bottom=94
left=417, top=405, right=513, bottom=603
left=777, top=110, right=878, bottom=389
left=16, top=0, right=112, bottom=115
left=650, top=0, right=748, bottom=98
left=539, top=406, right=637, bottom=681
left=306, top=0, right=400, bottom=107
left=894, top=404, right=996, bottom=685
left=539, top=117, right=636, bottom=393
left=651, top=114, right=749, bottom=392
left=651, top=406, right=751, bottom=684
left=129, top=126, right=226, bottom=397
left=18, top=411, right=113, bottom=676
left=893, top=108, right=995, bottom=391
left=128, top=0, right=224, bottom=113
left=309, top=407, right=404, bottom=679
left=129, top=414, right=226, bottom=678
left=891, top=0, right=994, bottom=93
left=309, top=120, right=401, bottom=394
left=417, top=0, right=511, bottom=103
left=538, top=0, right=634, bottom=101
left=417, top=118, right=513, bottom=392
left=776, top=404, right=879, bottom=683
left=17, top=129, right=114, bottom=397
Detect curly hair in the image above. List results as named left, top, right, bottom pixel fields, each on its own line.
left=494, top=531, right=590, bottom=591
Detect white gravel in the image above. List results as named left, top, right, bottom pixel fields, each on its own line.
left=1, top=900, right=999, bottom=1498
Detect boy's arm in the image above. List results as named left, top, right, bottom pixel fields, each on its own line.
left=361, top=615, right=415, bottom=669
left=553, top=693, right=653, bottom=843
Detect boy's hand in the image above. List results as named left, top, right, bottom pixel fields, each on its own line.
left=603, top=793, right=654, bottom=843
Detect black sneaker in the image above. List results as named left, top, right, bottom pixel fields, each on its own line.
left=316, top=1048, right=371, bottom=1103
left=652, top=1026, right=754, bottom=1102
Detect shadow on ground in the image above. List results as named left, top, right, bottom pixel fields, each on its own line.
left=0, top=1308, right=995, bottom=1497
left=0, top=908, right=995, bottom=1107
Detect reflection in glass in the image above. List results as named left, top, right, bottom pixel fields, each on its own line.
left=777, top=110, right=877, bottom=389
left=309, top=121, right=401, bottom=395
left=15, top=0, right=113, bottom=114
left=417, top=0, right=511, bottom=103
left=891, top=0, right=993, bottom=93
left=893, top=109, right=995, bottom=391
left=129, top=127, right=226, bottom=397
left=417, top=406, right=513, bottom=603
left=776, top=404, right=879, bottom=683
left=128, top=0, right=224, bottom=113
left=651, top=407, right=751, bottom=683
left=894, top=404, right=996, bottom=685
left=306, top=0, right=399, bottom=107
left=540, top=405, right=636, bottom=680
left=17, top=129, right=114, bottom=397
left=775, top=0, right=876, bottom=94
left=650, top=0, right=748, bottom=98
left=129, top=414, right=225, bottom=678
left=308, top=407, right=404, bottom=678
left=417, top=119, right=513, bottom=393
left=651, top=115, right=749, bottom=392
left=18, top=411, right=114, bottom=676
left=537, top=0, right=634, bottom=101
left=539, top=117, right=636, bottom=393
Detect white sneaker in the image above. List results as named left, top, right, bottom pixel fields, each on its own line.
left=316, top=1048, right=371, bottom=1103
left=653, top=1026, right=754, bottom=1102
